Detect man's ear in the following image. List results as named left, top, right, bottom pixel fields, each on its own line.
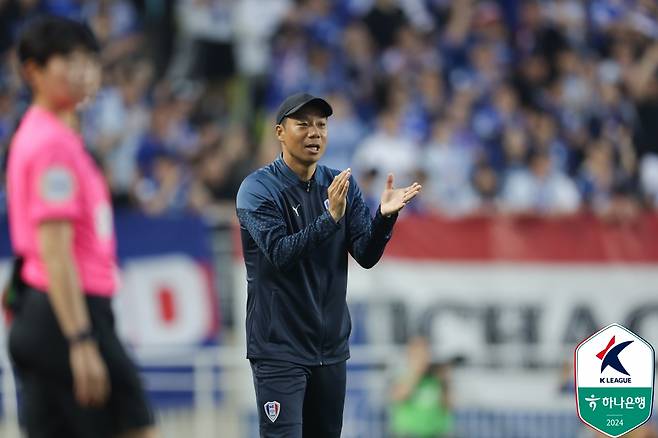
left=275, top=123, right=285, bottom=143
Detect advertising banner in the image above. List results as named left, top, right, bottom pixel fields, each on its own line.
left=0, top=211, right=219, bottom=347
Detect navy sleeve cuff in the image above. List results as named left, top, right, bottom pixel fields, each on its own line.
left=375, top=205, right=398, bottom=223
left=322, top=209, right=342, bottom=230
left=373, top=205, right=397, bottom=238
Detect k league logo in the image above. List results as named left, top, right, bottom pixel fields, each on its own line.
left=597, top=335, right=633, bottom=378
left=575, top=323, right=655, bottom=437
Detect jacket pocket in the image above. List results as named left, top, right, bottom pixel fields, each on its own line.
left=338, top=304, right=352, bottom=340
left=267, top=289, right=283, bottom=343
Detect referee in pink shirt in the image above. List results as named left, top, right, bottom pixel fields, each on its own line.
left=4, top=17, right=157, bottom=438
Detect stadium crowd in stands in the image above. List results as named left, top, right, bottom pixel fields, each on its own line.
left=1, top=0, right=658, bottom=224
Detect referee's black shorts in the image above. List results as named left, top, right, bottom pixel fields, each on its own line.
left=7, top=287, right=154, bottom=438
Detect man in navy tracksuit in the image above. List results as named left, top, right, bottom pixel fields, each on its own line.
left=236, top=93, right=422, bottom=437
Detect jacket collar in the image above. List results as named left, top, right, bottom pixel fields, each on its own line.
left=275, top=154, right=317, bottom=186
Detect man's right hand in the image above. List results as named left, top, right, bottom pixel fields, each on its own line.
left=328, top=168, right=351, bottom=222
left=69, top=340, right=110, bottom=407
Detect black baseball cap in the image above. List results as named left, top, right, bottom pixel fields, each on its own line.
left=275, top=92, right=333, bottom=125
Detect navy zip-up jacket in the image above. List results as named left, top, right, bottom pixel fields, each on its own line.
left=236, top=155, right=397, bottom=366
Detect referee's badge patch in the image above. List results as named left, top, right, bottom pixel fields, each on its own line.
left=264, top=401, right=280, bottom=423
left=40, top=166, right=74, bottom=203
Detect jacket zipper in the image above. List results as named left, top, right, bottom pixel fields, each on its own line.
left=315, top=180, right=324, bottom=365
left=306, top=179, right=323, bottom=364
left=319, top=294, right=324, bottom=366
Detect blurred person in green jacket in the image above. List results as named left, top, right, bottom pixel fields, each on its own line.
left=389, top=336, right=455, bottom=438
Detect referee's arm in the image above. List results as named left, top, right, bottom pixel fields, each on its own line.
left=38, top=221, right=91, bottom=339
left=38, top=221, right=110, bottom=406
left=236, top=180, right=340, bottom=271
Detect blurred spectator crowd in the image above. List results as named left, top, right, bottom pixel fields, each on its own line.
left=1, top=0, right=658, bottom=224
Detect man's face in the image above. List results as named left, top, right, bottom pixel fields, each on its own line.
left=276, top=106, right=328, bottom=166
left=25, top=49, right=101, bottom=110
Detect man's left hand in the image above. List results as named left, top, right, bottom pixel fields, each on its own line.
left=380, top=173, right=422, bottom=217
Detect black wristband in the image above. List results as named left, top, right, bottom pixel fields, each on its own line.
left=67, top=329, right=94, bottom=345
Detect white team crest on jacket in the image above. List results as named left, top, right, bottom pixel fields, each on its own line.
left=264, top=401, right=280, bottom=422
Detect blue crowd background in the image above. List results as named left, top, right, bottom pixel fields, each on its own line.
left=0, top=0, right=657, bottom=225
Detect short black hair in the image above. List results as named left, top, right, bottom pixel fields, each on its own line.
left=17, top=16, right=99, bottom=67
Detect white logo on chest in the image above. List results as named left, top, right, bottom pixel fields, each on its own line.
left=292, top=204, right=301, bottom=217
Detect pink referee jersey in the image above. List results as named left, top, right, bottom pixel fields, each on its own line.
left=7, top=106, right=117, bottom=296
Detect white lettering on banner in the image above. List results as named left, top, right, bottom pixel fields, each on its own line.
left=343, top=261, right=658, bottom=367
left=232, top=261, right=658, bottom=369
left=113, top=255, right=214, bottom=347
